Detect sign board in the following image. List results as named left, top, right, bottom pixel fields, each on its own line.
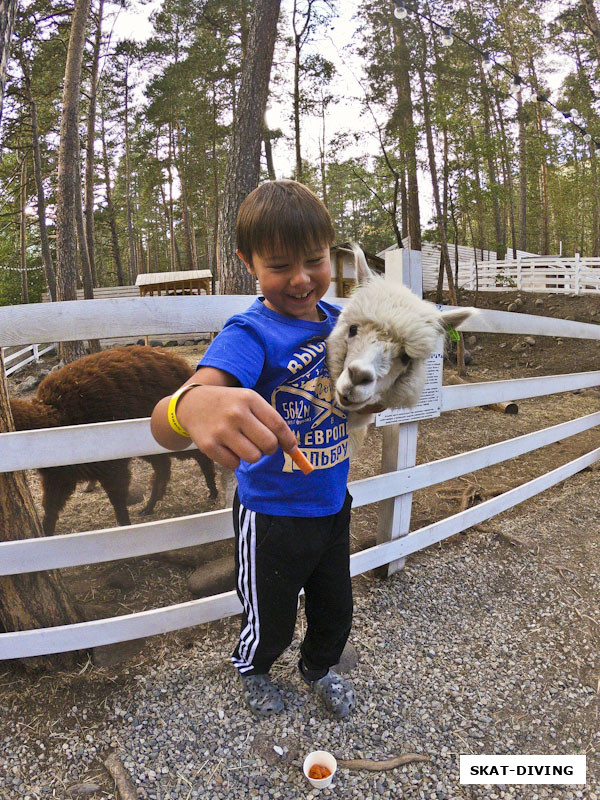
left=375, top=338, right=444, bottom=426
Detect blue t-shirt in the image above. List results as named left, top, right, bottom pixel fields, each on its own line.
left=198, top=298, right=349, bottom=516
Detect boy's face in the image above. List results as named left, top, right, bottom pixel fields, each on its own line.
left=237, top=246, right=332, bottom=322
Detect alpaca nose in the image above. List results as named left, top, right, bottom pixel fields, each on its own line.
left=347, top=364, right=374, bottom=385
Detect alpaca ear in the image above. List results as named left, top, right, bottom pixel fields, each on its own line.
left=440, top=307, right=476, bottom=330
left=350, top=242, right=373, bottom=286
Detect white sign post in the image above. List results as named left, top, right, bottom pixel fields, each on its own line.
left=375, top=248, right=426, bottom=577
left=375, top=348, right=443, bottom=427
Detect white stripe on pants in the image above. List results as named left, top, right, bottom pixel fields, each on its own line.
left=232, top=501, right=260, bottom=673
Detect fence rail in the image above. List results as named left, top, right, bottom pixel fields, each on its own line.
left=1, top=262, right=599, bottom=660
left=2, top=410, right=599, bottom=576
left=2, top=371, right=600, bottom=474
left=470, top=256, right=600, bottom=294
left=3, top=343, right=56, bottom=376
left=2, top=446, right=598, bottom=660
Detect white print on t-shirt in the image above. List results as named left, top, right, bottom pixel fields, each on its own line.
left=273, top=343, right=348, bottom=473
left=285, top=341, right=327, bottom=375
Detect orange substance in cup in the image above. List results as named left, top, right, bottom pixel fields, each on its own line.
left=308, top=764, right=331, bottom=780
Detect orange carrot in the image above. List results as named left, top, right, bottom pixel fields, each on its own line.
left=289, top=446, right=314, bottom=475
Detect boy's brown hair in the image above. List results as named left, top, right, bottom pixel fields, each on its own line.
left=236, top=180, right=335, bottom=263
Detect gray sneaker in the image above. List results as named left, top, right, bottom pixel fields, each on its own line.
left=240, top=673, right=284, bottom=717
left=299, top=663, right=355, bottom=719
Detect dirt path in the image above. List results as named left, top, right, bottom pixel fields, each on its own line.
left=1, top=289, right=599, bottom=797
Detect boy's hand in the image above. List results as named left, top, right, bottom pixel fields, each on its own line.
left=176, top=385, right=298, bottom=471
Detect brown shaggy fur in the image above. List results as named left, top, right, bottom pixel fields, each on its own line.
left=10, top=346, right=217, bottom=534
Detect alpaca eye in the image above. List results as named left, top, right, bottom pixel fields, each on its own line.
left=400, top=352, right=411, bottom=366
left=348, top=324, right=359, bottom=337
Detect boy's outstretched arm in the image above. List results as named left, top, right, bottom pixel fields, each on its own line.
left=150, top=366, right=298, bottom=471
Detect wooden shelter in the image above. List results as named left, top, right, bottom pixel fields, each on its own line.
left=329, top=244, right=384, bottom=297
left=135, top=270, right=212, bottom=297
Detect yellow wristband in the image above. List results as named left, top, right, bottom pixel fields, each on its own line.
left=167, top=383, right=204, bottom=438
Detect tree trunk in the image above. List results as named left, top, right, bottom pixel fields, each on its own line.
left=293, top=36, right=302, bottom=181
left=167, top=122, right=176, bottom=270
left=492, top=88, right=518, bottom=257
left=174, top=237, right=183, bottom=270
left=20, top=152, right=28, bottom=304
left=0, top=9, right=84, bottom=668
left=263, top=124, right=276, bottom=181
left=527, top=53, right=550, bottom=255
left=0, top=0, right=17, bottom=123
left=417, top=66, right=453, bottom=298
left=516, top=91, right=527, bottom=252
left=124, top=63, right=137, bottom=283
left=211, top=92, right=219, bottom=282
left=84, top=0, right=104, bottom=288
left=75, top=153, right=101, bottom=353
left=581, top=0, right=600, bottom=61
left=591, top=144, right=600, bottom=257
left=392, top=20, right=420, bottom=249
left=0, top=351, right=83, bottom=668
left=399, top=149, right=408, bottom=241
left=176, top=120, right=195, bottom=270
left=217, top=0, right=281, bottom=294
left=56, top=0, right=90, bottom=363
left=291, top=0, right=309, bottom=183
left=26, top=82, right=57, bottom=301
left=479, top=81, right=504, bottom=259
left=101, top=109, right=124, bottom=285
left=75, top=152, right=94, bottom=300
left=159, top=181, right=174, bottom=271
left=319, top=101, right=327, bottom=206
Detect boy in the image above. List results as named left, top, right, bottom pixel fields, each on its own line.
left=151, top=180, right=355, bottom=718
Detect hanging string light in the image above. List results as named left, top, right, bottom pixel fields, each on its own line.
left=393, top=1, right=408, bottom=20
left=391, top=1, right=600, bottom=150
left=440, top=27, right=454, bottom=47
left=0, top=264, right=44, bottom=273
left=482, top=53, right=494, bottom=74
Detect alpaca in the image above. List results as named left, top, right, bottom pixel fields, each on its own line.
left=326, top=244, right=475, bottom=453
left=10, top=346, right=218, bottom=534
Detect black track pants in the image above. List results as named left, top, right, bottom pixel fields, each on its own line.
left=231, top=490, right=353, bottom=676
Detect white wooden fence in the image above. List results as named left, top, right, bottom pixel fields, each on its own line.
left=469, top=255, right=600, bottom=294
left=1, top=250, right=600, bottom=660
left=3, top=343, right=56, bottom=376
left=378, top=240, right=540, bottom=292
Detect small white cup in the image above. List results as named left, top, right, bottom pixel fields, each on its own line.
left=303, top=750, right=337, bottom=789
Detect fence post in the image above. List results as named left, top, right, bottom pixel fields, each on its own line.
left=375, top=248, right=421, bottom=577
left=470, top=259, right=476, bottom=291
left=33, top=344, right=39, bottom=362
left=575, top=253, right=581, bottom=295
left=517, top=256, right=522, bottom=291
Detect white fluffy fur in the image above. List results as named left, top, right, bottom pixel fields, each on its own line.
left=326, top=244, right=475, bottom=454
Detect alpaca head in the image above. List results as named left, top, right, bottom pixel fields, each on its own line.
left=326, top=244, right=475, bottom=412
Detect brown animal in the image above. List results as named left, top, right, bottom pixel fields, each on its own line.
left=10, top=346, right=217, bottom=534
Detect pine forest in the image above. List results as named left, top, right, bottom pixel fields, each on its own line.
left=1, top=0, right=600, bottom=306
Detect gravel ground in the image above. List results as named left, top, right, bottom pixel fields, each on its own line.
left=2, top=468, right=599, bottom=800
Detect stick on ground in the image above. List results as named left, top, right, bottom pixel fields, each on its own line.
left=104, top=752, right=140, bottom=800
left=336, top=753, right=429, bottom=771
